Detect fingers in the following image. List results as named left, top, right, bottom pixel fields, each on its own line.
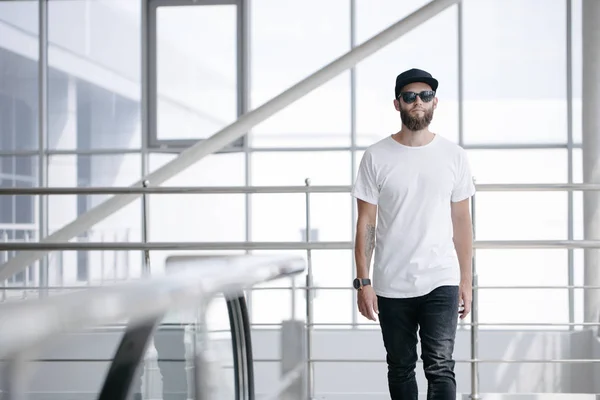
left=357, top=298, right=378, bottom=321
left=459, top=298, right=472, bottom=319
left=461, top=301, right=471, bottom=319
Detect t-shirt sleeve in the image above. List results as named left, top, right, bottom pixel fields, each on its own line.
left=351, top=151, right=379, bottom=205
left=451, top=148, right=476, bottom=203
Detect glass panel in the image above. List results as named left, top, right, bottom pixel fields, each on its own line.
left=156, top=5, right=237, bottom=141
left=471, top=150, right=568, bottom=242
left=47, top=154, right=142, bottom=284
left=310, top=193, right=352, bottom=242
left=48, top=0, right=142, bottom=150
left=313, top=289, right=353, bottom=327
left=477, top=250, right=569, bottom=329
left=251, top=151, right=352, bottom=186
left=356, top=2, right=458, bottom=146
left=572, top=0, right=582, bottom=144
left=573, top=249, right=584, bottom=328
left=474, top=192, right=567, bottom=241
left=205, top=296, right=236, bottom=398
left=251, top=289, right=292, bottom=325
left=0, top=0, right=39, bottom=151
left=249, top=250, right=354, bottom=326
left=148, top=153, right=246, bottom=274
left=0, top=155, right=38, bottom=285
left=251, top=194, right=306, bottom=242
left=312, top=250, right=353, bottom=289
left=573, top=148, right=583, bottom=240
left=252, top=193, right=351, bottom=243
left=468, top=149, right=568, bottom=183
left=462, top=0, right=567, bottom=144
left=250, top=0, right=351, bottom=147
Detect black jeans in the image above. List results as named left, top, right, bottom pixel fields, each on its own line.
left=378, top=285, right=459, bottom=400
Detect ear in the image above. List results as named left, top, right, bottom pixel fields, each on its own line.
left=394, top=99, right=401, bottom=112
left=433, top=97, right=438, bottom=110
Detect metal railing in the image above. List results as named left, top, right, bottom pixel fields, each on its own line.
left=1, top=182, right=600, bottom=399
left=0, top=254, right=306, bottom=400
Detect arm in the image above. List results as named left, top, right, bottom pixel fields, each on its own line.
left=354, top=199, right=377, bottom=279
left=451, top=198, right=473, bottom=317
left=354, top=199, right=378, bottom=321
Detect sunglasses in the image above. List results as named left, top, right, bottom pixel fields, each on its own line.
left=398, top=90, right=436, bottom=104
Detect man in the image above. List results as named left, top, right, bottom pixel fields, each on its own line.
left=351, top=68, right=475, bottom=399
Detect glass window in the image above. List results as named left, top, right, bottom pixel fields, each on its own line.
left=0, top=156, right=37, bottom=226
left=573, top=148, right=583, bottom=240
left=250, top=0, right=351, bottom=148
left=355, top=2, right=458, bottom=146
left=474, top=191, right=567, bottom=241
left=470, top=149, right=568, bottom=240
left=462, top=0, right=567, bottom=144
left=0, top=0, right=39, bottom=151
left=312, top=289, right=353, bottom=327
left=572, top=0, right=582, bottom=144
left=249, top=249, right=354, bottom=326
left=148, top=153, right=246, bottom=274
left=251, top=192, right=351, bottom=243
left=468, top=149, right=568, bottom=183
left=477, top=250, right=569, bottom=329
left=573, top=249, right=584, bottom=327
left=251, top=151, right=352, bottom=186
left=310, top=194, right=352, bottom=242
left=47, top=154, right=141, bottom=283
left=251, top=194, right=306, bottom=242
left=154, top=4, right=238, bottom=143
left=48, top=0, right=141, bottom=150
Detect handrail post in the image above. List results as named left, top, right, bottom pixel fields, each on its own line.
left=304, top=178, right=314, bottom=399
left=470, top=180, right=481, bottom=399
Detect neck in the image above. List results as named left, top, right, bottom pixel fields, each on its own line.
left=392, top=128, right=435, bottom=147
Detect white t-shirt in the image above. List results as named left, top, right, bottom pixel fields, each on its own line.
left=351, top=134, right=475, bottom=298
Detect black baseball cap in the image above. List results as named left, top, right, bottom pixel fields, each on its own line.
left=394, top=68, right=438, bottom=98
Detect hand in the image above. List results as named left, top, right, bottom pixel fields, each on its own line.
left=357, top=285, right=378, bottom=321
left=459, top=280, right=472, bottom=319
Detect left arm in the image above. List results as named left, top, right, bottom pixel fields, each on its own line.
left=451, top=198, right=473, bottom=318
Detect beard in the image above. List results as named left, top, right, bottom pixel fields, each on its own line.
left=400, top=106, right=434, bottom=131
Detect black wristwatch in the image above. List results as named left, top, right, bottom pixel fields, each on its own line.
left=353, top=278, right=371, bottom=290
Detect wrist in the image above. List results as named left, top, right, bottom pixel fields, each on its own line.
left=353, top=277, right=371, bottom=290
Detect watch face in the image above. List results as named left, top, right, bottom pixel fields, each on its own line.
left=353, top=278, right=360, bottom=289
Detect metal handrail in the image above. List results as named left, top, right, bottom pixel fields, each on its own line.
left=1, top=239, right=600, bottom=251
left=3, top=284, right=600, bottom=291
left=0, top=182, right=599, bottom=195
left=0, top=254, right=304, bottom=360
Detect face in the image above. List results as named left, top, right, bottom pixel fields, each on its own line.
left=393, top=82, right=438, bottom=131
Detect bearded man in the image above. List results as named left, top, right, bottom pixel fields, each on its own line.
left=351, top=68, right=476, bottom=400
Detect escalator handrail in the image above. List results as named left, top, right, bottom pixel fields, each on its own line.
left=0, top=254, right=305, bottom=361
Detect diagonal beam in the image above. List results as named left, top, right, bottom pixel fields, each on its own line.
left=0, top=0, right=459, bottom=281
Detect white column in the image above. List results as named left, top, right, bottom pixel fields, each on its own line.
left=582, top=0, right=600, bottom=323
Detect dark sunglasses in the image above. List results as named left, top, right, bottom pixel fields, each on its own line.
left=398, top=90, right=436, bottom=104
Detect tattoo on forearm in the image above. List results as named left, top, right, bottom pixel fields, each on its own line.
left=365, top=223, right=376, bottom=267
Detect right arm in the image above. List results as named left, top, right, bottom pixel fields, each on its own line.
left=354, top=199, right=377, bottom=279
left=354, top=199, right=378, bottom=321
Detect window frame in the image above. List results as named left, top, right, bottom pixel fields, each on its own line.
left=146, top=0, right=248, bottom=151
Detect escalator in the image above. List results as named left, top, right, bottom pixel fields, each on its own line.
left=0, top=254, right=304, bottom=400
left=97, top=294, right=255, bottom=400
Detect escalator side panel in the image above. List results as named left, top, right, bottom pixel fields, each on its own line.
left=97, top=318, right=159, bottom=400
